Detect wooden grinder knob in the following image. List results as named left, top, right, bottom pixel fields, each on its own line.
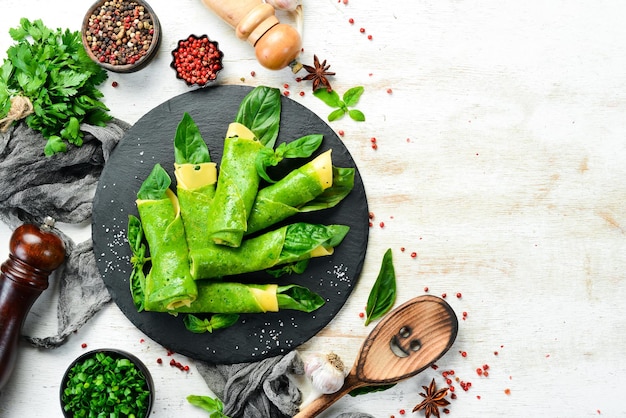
left=0, top=217, right=66, bottom=390
left=201, top=0, right=302, bottom=70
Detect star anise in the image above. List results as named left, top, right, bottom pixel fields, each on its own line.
left=301, top=55, right=335, bottom=92
left=413, top=378, right=450, bottom=418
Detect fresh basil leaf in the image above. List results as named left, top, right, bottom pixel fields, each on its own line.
left=235, top=86, right=281, bottom=148
left=255, top=147, right=281, bottom=183
left=348, top=109, right=366, bottom=122
left=328, top=108, right=346, bottom=122
left=282, top=223, right=350, bottom=257
left=210, top=313, right=240, bottom=330
left=137, top=164, right=171, bottom=200
left=282, top=134, right=323, bottom=159
left=349, top=384, right=396, bottom=397
left=313, top=88, right=343, bottom=108
left=174, top=112, right=210, bottom=164
left=276, top=284, right=325, bottom=312
left=127, top=215, right=148, bottom=312
left=187, top=395, right=230, bottom=417
left=267, top=259, right=310, bottom=278
left=300, top=167, right=355, bottom=212
left=129, top=259, right=146, bottom=312
left=343, top=86, right=364, bottom=107
left=364, top=248, right=397, bottom=325
left=183, top=314, right=239, bottom=334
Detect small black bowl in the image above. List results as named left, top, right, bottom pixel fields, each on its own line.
left=171, top=34, right=224, bottom=87
left=60, top=349, right=154, bottom=418
left=82, top=0, right=162, bottom=73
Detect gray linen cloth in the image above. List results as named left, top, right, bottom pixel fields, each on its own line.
left=0, top=122, right=375, bottom=418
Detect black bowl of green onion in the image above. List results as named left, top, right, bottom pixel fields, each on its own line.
left=60, top=349, right=154, bottom=418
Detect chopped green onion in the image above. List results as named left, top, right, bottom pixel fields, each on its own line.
left=61, top=351, right=152, bottom=418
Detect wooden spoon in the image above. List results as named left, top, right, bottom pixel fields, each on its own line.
left=295, top=295, right=458, bottom=418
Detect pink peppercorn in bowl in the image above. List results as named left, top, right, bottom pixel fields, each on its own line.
left=81, top=0, right=162, bottom=73
left=171, top=34, right=224, bottom=88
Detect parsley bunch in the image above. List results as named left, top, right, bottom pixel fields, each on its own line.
left=0, top=18, right=111, bottom=156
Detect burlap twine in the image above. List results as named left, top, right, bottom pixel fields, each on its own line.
left=0, top=96, right=34, bottom=132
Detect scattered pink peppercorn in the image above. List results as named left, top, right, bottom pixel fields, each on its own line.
left=410, top=252, right=417, bottom=258
left=81, top=343, right=87, bottom=349
left=111, top=81, right=119, bottom=87
left=367, top=35, right=373, bottom=40
left=387, top=88, right=393, bottom=94
left=349, top=18, right=354, bottom=24
left=360, top=28, right=365, bottom=33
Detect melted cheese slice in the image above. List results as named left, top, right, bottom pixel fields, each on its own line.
left=309, top=149, right=333, bottom=190
left=226, top=122, right=255, bottom=139
left=174, top=162, right=217, bottom=190
left=249, top=284, right=279, bottom=312
left=135, top=188, right=180, bottom=215
left=310, top=246, right=334, bottom=258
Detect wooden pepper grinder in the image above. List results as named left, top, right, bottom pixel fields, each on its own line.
left=200, top=0, right=302, bottom=71
left=0, top=217, right=65, bottom=390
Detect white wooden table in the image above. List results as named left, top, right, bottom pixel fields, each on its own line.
left=2, top=0, right=626, bottom=416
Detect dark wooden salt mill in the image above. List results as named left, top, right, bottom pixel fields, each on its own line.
left=0, top=217, right=65, bottom=390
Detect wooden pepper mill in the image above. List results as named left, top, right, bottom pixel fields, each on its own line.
left=0, top=217, right=65, bottom=390
left=200, top=0, right=302, bottom=71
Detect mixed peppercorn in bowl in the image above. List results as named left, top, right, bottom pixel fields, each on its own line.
left=81, top=0, right=161, bottom=73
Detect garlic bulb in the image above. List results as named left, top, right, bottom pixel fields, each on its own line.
left=264, top=0, right=302, bottom=12
left=304, top=352, right=347, bottom=394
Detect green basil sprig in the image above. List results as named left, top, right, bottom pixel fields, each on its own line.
left=136, top=164, right=171, bottom=200
left=174, top=112, right=211, bottom=164
left=364, top=248, right=396, bottom=325
left=275, top=284, right=325, bottom=313
left=234, top=86, right=281, bottom=148
left=127, top=215, right=148, bottom=312
left=313, top=86, right=366, bottom=122
left=183, top=313, right=240, bottom=334
left=187, top=395, right=230, bottom=417
left=255, top=134, right=323, bottom=183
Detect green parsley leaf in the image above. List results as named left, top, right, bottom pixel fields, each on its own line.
left=0, top=18, right=111, bottom=156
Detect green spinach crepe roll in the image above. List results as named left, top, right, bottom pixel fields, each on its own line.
left=247, top=149, right=356, bottom=234
left=206, top=122, right=263, bottom=248
left=169, top=283, right=325, bottom=314
left=136, top=164, right=197, bottom=311
left=173, top=113, right=217, bottom=250
left=189, top=222, right=350, bottom=280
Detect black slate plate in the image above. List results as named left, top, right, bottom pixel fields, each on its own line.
left=92, top=85, right=369, bottom=364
